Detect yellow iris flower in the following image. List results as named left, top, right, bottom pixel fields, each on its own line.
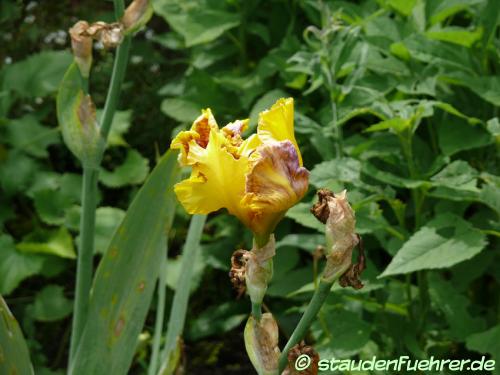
left=171, top=98, right=309, bottom=238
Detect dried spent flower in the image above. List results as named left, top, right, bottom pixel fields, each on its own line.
left=86, top=22, right=124, bottom=49
left=312, top=189, right=363, bottom=284
left=283, top=341, right=320, bottom=375
left=69, top=21, right=92, bottom=77
left=229, top=249, right=251, bottom=298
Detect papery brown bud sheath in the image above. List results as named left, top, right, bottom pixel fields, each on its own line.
left=69, top=21, right=93, bottom=78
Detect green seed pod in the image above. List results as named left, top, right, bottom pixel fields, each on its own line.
left=57, top=63, right=104, bottom=168
left=244, top=313, right=280, bottom=375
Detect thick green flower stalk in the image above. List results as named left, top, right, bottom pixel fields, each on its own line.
left=57, top=0, right=153, bottom=366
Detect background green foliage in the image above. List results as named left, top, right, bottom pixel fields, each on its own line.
left=0, top=0, right=498, bottom=373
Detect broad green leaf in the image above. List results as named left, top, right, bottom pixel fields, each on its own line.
left=316, top=307, right=372, bottom=358
left=99, top=149, right=150, bottom=188
left=153, top=0, right=240, bottom=47
left=380, top=214, right=487, bottom=277
left=362, top=162, right=427, bottom=189
left=429, top=0, right=484, bottom=25
left=426, top=26, right=483, bottom=47
left=428, top=273, right=485, bottom=340
left=466, top=324, right=500, bottom=375
left=187, top=301, right=247, bottom=341
left=276, top=234, right=324, bottom=253
left=248, top=89, right=289, bottom=128
left=430, top=160, right=479, bottom=190
left=310, top=157, right=361, bottom=187
left=0, top=150, right=39, bottom=194
left=4, top=115, right=60, bottom=158
left=0, top=235, right=44, bottom=295
left=387, top=0, right=416, bottom=16
left=286, top=202, right=324, bottom=232
left=161, top=98, right=200, bottom=123
left=70, top=150, right=179, bottom=375
left=365, top=118, right=410, bottom=133
left=32, top=285, right=73, bottom=322
left=159, top=215, right=207, bottom=374
left=455, top=76, right=500, bottom=106
left=17, top=227, right=76, bottom=259
left=267, top=267, right=312, bottom=297
left=2, top=50, right=72, bottom=98
left=34, top=189, right=75, bottom=225
left=67, top=207, right=127, bottom=255
left=101, top=110, right=132, bottom=147
left=436, top=118, right=493, bottom=155
left=0, top=295, right=34, bottom=374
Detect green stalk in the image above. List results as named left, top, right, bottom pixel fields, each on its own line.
left=251, top=302, right=262, bottom=321
left=100, top=36, right=131, bottom=139
left=158, top=215, right=207, bottom=374
left=278, top=280, right=333, bottom=372
left=69, top=167, right=98, bottom=363
left=148, top=242, right=169, bottom=375
left=69, top=0, right=131, bottom=364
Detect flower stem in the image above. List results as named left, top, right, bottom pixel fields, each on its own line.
left=69, top=0, right=131, bottom=364
left=251, top=302, right=262, bottom=321
left=100, top=36, right=131, bottom=139
left=69, top=167, right=98, bottom=363
left=148, top=240, right=168, bottom=375
left=278, top=280, right=333, bottom=373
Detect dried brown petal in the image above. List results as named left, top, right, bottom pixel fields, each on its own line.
left=69, top=21, right=93, bottom=77
left=339, top=235, right=366, bottom=289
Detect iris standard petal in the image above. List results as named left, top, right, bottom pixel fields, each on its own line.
left=257, top=97, right=302, bottom=165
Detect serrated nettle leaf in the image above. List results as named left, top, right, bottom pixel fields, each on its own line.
left=380, top=214, right=487, bottom=277
left=276, top=234, right=325, bottom=253
left=17, top=227, right=76, bottom=260
left=428, top=273, right=486, bottom=340
left=70, top=151, right=179, bottom=375
left=34, top=189, right=75, bottom=226
left=99, top=149, right=150, bottom=188
left=0, top=295, right=34, bottom=374
left=31, top=285, right=73, bottom=322
left=0, top=235, right=45, bottom=295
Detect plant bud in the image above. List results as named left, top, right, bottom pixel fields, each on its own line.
left=245, top=236, right=275, bottom=306
left=121, top=0, right=153, bottom=34
left=244, top=313, right=280, bottom=375
left=69, top=21, right=93, bottom=77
